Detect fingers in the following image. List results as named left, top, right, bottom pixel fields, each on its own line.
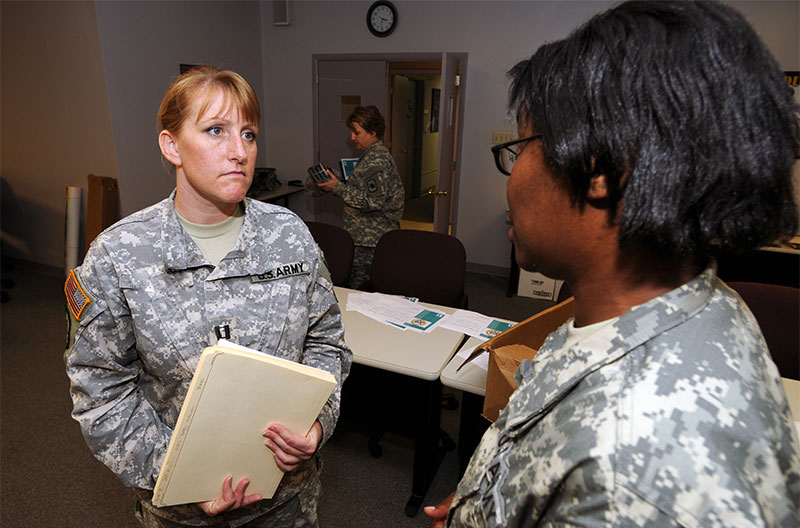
left=263, top=424, right=315, bottom=456
left=197, top=476, right=262, bottom=516
left=423, top=491, right=455, bottom=526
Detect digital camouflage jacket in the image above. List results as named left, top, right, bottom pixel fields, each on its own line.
left=65, top=193, right=351, bottom=526
left=333, top=140, right=404, bottom=247
left=449, top=267, right=799, bottom=527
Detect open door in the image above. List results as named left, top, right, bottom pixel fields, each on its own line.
left=314, top=59, right=388, bottom=225
left=433, top=53, right=466, bottom=235
left=313, top=53, right=467, bottom=234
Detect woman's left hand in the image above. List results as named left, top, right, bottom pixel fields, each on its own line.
left=262, top=421, right=322, bottom=472
left=316, top=171, right=339, bottom=192
left=197, top=475, right=262, bottom=516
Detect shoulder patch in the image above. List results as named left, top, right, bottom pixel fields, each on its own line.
left=367, top=177, right=383, bottom=194
left=65, top=269, right=91, bottom=320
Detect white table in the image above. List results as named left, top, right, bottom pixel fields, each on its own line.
left=782, top=378, right=800, bottom=438
left=335, top=287, right=466, bottom=379
left=440, top=336, right=488, bottom=395
left=334, top=287, right=467, bottom=515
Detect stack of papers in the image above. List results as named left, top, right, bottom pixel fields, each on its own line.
left=346, top=292, right=446, bottom=333
left=439, top=310, right=515, bottom=340
left=345, top=293, right=516, bottom=349
left=440, top=310, right=517, bottom=373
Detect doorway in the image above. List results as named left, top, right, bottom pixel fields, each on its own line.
left=313, top=53, right=467, bottom=236
left=387, top=63, right=442, bottom=232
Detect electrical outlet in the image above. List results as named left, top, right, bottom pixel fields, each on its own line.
left=491, top=131, right=515, bottom=145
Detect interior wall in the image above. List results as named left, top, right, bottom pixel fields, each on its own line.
left=261, top=0, right=799, bottom=273
left=1, top=0, right=118, bottom=270
left=94, top=0, right=265, bottom=219
left=1, top=0, right=797, bottom=271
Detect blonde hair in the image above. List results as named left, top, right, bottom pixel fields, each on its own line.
left=157, top=65, right=260, bottom=135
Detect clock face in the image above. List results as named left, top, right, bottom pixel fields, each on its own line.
left=367, top=1, right=396, bottom=37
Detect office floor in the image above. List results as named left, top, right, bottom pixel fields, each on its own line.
left=0, top=265, right=553, bottom=527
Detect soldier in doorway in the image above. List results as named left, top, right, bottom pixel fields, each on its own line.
left=306, top=105, right=404, bottom=290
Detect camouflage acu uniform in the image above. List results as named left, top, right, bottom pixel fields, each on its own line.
left=449, top=266, right=799, bottom=527
left=64, top=192, right=352, bottom=527
left=306, top=141, right=404, bottom=289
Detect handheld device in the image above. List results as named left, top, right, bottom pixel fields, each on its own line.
left=307, top=164, right=331, bottom=184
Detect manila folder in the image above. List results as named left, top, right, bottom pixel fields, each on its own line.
left=152, top=340, right=337, bottom=507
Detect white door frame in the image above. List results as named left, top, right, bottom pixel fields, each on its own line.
left=312, top=52, right=468, bottom=237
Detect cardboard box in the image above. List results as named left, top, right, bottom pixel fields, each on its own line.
left=458, top=297, right=574, bottom=421
left=517, top=269, right=565, bottom=301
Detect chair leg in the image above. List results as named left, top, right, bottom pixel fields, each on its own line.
left=368, top=430, right=384, bottom=458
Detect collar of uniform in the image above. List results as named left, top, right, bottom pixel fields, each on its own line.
left=501, top=264, right=717, bottom=435
left=206, top=198, right=281, bottom=280
left=160, top=190, right=213, bottom=272
left=361, top=139, right=384, bottom=159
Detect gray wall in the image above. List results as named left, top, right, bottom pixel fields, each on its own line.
left=1, top=0, right=797, bottom=272
left=1, top=0, right=263, bottom=270
left=94, top=0, right=265, bottom=218
left=1, top=1, right=118, bottom=269
left=260, top=0, right=800, bottom=274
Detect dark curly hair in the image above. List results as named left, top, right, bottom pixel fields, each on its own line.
left=508, top=0, right=799, bottom=259
left=347, top=105, right=386, bottom=141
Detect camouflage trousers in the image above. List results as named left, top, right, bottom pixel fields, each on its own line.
left=134, top=478, right=320, bottom=528
left=348, top=246, right=375, bottom=290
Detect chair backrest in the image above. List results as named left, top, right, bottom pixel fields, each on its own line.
left=728, top=281, right=800, bottom=380
left=371, top=229, right=467, bottom=308
left=305, top=221, right=354, bottom=287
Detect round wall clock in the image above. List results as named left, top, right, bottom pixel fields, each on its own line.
left=367, top=1, right=397, bottom=37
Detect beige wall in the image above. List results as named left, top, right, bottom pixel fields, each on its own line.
left=1, top=0, right=797, bottom=271
left=1, top=1, right=264, bottom=270
left=1, top=0, right=118, bottom=269
left=261, top=0, right=799, bottom=273
left=93, top=0, right=264, bottom=218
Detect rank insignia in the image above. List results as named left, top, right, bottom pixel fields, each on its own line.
left=65, top=269, right=91, bottom=320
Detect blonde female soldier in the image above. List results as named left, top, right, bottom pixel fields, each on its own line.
left=65, top=66, right=351, bottom=527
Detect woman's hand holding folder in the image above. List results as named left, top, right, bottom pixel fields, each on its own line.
left=197, top=475, right=262, bottom=517
left=263, top=421, right=322, bottom=472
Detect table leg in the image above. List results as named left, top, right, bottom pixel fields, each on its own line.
left=405, top=377, right=443, bottom=516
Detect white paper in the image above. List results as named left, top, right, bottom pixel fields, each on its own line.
left=345, top=292, right=447, bottom=333
left=440, top=309, right=516, bottom=340
left=455, top=343, right=489, bottom=371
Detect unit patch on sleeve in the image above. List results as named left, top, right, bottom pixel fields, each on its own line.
left=366, top=177, right=383, bottom=194
left=251, top=261, right=310, bottom=282
left=65, top=269, right=91, bottom=320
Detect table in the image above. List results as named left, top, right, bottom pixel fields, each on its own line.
left=782, top=377, right=800, bottom=422
left=334, top=287, right=467, bottom=515
left=255, top=185, right=303, bottom=207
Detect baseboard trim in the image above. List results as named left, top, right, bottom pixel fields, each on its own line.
left=466, top=262, right=509, bottom=278
left=1, top=257, right=63, bottom=278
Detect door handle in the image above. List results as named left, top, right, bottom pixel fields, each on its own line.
left=427, top=189, right=448, bottom=197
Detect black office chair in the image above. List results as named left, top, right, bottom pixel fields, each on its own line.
left=305, top=221, right=354, bottom=287
left=362, top=229, right=467, bottom=457
left=370, top=229, right=468, bottom=308
left=728, top=281, right=800, bottom=380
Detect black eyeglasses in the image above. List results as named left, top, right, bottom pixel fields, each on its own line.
left=491, top=135, right=542, bottom=175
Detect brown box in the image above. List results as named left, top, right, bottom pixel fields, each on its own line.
left=459, top=297, right=574, bottom=422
